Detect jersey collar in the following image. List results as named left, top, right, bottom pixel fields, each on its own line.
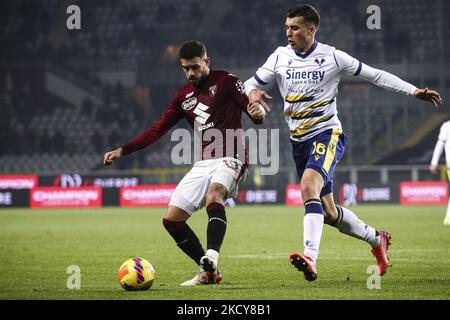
left=294, top=40, right=318, bottom=59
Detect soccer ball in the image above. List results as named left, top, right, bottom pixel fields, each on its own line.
left=118, top=257, right=156, bottom=291
left=257, top=103, right=266, bottom=116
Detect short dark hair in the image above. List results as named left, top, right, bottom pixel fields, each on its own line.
left=287, top=4, right=320, bottom=27
left=179, top=41, right=207, bottom=60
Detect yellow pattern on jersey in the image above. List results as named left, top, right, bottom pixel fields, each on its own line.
left=304, top=100, right=333, bottom=109
left=290, top=115, right=334, bottom=138
left=284, top=95, right=311, bottom=103
left=284, top=109, right=318, bottom=118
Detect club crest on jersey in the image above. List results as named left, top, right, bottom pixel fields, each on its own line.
left=223, top=159, right=240, bottom=171
left=209, top=85, right=217, bottom=97
left=315, top=58, right=325, bottom=66
left=182, top=97, right=197, bottom=111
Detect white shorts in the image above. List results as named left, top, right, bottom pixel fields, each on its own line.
left=169, top=157, right=246, bottom=215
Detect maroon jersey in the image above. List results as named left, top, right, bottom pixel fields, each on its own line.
left=121, top=70, right=261, bottom=165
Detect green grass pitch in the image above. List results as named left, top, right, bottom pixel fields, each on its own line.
left=0, top=205, right=449, bottom=300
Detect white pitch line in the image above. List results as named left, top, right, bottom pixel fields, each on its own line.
left=229, top=250, right=450, bottom=262
left=229, top=253, right=369, bottom=261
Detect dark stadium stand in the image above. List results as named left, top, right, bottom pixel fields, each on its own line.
left=0, top=0, right=447, bottom=173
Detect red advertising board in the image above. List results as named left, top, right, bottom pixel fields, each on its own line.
left=285, top=184, right=304, bottom=206
left=400, top=181, right=449, bottom=205
left=30, top=187, right=102, bottom=208
left=0, top=175, right=38, bottom=189
left=120, top=185, right=177, bottom=207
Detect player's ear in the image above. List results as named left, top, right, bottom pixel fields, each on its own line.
left=205, top=57, right=211, bottom=67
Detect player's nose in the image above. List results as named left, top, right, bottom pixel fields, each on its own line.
left=187, top=69, right=195, bottom=77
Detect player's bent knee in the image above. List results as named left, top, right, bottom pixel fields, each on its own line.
left=300, top=183, right=320, bottom=199
left=300, top=181, right=322, bottom=199
left=300, top=169, right=324, bottom=198
left=206, top=183, right=227, bottom=205
left=164, top=205, right=190, bottom=222
left=206, top=191, right=225, bottom=206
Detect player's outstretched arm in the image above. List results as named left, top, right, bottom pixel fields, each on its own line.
left=335, top=50, right=443, bottom=107
left=413, top=88, right=443, bottom=108
left=103, top=147, right=123, bottom=166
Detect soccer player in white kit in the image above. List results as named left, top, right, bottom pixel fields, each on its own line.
left=430, top=120, right=450, bottom=226
left=244, top=4, right=443, bottom=281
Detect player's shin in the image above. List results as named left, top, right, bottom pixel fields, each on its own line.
left=303, top=199, right=325, bottom=263
left=332, top=205, right=380, bottom=247
left=162, top=218, right=205, bottom=264
left=206, top=202, right=227, bottom=263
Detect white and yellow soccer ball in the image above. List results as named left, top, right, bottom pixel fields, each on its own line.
left=118, top=257, right=155, bottom=291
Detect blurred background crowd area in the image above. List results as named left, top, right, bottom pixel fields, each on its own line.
left=0, top=0, right=448, bottom=185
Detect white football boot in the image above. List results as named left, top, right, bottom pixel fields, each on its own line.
left=180, top=271, right=210, bottom=286
left=180, top=256, right=222, bottom=286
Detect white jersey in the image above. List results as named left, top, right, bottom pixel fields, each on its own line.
left=244, top=41, right=418, bottom=142
left=431, top=120, right=450, bottom=167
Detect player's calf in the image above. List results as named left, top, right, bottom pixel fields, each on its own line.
left=162, top=218, right=205, bottom=264
left=329, top=205, right=381, bottom=248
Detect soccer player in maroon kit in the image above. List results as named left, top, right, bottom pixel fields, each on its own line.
left=103, top=41, right=265, bottom=285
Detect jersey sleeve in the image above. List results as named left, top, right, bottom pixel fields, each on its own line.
left=334, top=49, right=417, bottom=96
left=244, top=50, right=279, bottom=96
left=438, top=122, right=449, bottom=143
left=430, top=122, right=449, bottom=165
left=121, top=95, right=184, bottom=155
left=333, top=49, right=362, bottom=76
left=226, top=74, right=263, bottom=125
